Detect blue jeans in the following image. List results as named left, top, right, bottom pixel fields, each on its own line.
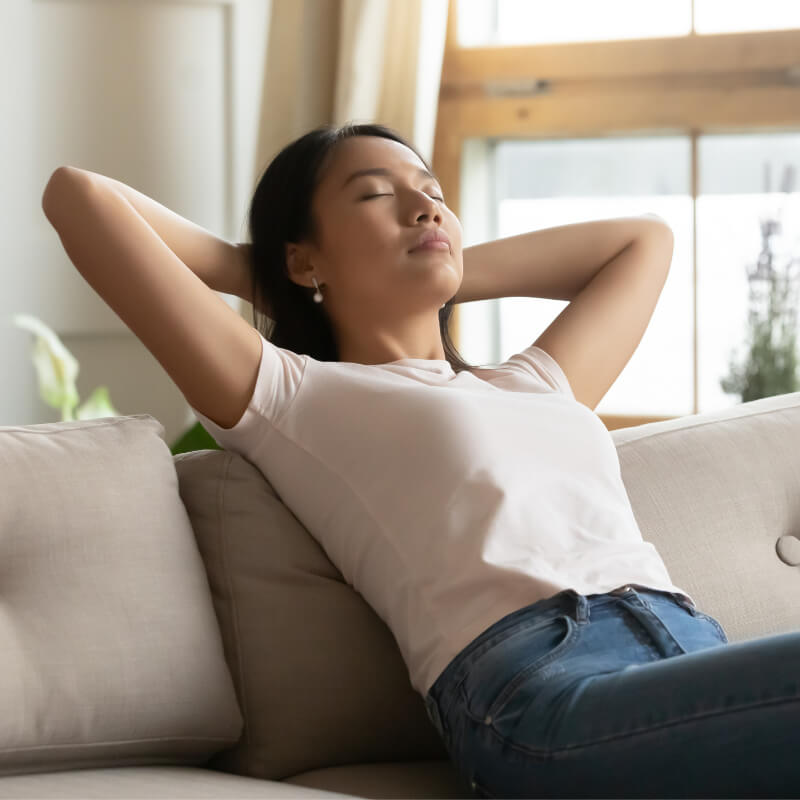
left=424, top=585, right=800, bottom=798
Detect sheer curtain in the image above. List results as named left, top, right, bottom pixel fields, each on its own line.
left=253, top=0, right=449, bottom=171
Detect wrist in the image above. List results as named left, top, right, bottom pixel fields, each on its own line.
left=232, top=243, right=255, bottom=304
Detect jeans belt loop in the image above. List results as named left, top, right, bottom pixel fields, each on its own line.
left=672, top=592, right=699, bottom=616
left=574, top=592, right=589, bottom=624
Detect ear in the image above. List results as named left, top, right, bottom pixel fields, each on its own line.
left=285, top=243, right=313, bottom=288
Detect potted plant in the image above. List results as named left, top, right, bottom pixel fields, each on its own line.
left=9, top=313, right=220, bottom=455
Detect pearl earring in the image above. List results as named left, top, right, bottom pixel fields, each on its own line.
left=312, top=276, right=323, bottom=303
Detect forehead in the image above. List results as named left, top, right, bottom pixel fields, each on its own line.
left=324, top=136, right=431, bottom=190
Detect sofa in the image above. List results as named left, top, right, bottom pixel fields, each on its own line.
left=0, top=388, right=799, bottom=799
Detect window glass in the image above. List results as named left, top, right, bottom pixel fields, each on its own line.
left=457, top=0, right=692, bottom=46
left=457, top=0, right=800, bottom=46
left=458, top=136, right=693, bottom=417
left=695, top=0, right=800, bottom=34
left=697, top=132, right=800, bottom=412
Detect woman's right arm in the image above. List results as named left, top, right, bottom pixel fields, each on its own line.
left=43, top=166, right=254, bottom=303
left=40, top=166, right=264, bottom=429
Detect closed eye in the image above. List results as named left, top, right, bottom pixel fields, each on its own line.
left=361, top=193, right=445, bottom=202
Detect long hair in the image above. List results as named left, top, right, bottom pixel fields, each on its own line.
left=245, top=121, right=480, bottom=373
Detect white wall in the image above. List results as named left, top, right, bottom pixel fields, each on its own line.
left=1, top=0, right=38, bottom=426
left=2, top=0, right=271, bottom=444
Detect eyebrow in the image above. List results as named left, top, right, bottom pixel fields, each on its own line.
left=341, top=166, right=440, bottom=189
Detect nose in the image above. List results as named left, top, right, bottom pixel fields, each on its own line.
left=411, top=191, right=442, bottom=223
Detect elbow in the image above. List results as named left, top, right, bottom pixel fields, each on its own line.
left=637, top=214, right=674, bottom=258
left=640, top=212, right=674, bottom=239
left=42, top=167, right=71, bottom=220
left=42, top=166, right=91, bottom=222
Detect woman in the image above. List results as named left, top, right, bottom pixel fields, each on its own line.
left=41, top=122, right=800, bottom=798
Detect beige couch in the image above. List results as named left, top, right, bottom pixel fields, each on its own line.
left=1, top=389, right=799, bottom=799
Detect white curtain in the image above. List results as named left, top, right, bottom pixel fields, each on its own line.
left=253, top=0, right=449, bottom=173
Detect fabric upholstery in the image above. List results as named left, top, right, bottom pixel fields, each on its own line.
left=613, top=389, right=800, bottom=642
left=173, top=449, right=446, bottom=783
left=0, top=766, right=356, bottom=799
left=0, top=414, right=243, bottom=778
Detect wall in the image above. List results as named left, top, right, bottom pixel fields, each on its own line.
left=1, top=0, right=271, bottom=444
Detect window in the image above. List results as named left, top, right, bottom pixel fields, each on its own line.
left=458, top=0, right=692, bottom=46
left=438, top=0, right=800, bottom=427
left=695, top=1, right=800, bottom=35
left=697, top=133, right=800, bottom=412
left=492, top=136, right=692, bottom=418
left=457, top=0, right=800, bottom=47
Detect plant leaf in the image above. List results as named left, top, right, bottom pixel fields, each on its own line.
left=11, top=313, right=80, bottom=418
left=76, top=385, right=120, bottom=420
left=170, top=421, right=221, bottom=455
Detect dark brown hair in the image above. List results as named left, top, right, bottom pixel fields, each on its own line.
left=245, top=121, right=479, bottom=373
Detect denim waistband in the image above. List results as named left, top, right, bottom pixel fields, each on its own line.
left=425, top=585, right=695, bottom=721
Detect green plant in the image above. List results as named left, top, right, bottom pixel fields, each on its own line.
left=720, top=164, right=799, bottom=402
left=9, top=313, right=219, bottom=455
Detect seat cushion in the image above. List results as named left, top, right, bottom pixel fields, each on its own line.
left=0, top=415, right=243, bottom=777
left=0, top=766, right=353, bottom=799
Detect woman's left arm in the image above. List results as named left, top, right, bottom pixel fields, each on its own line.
left=453, top=213, right=671, bottom=304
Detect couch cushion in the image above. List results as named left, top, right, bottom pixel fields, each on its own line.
left=611, top=389, right=800, bottom=644
left=0, top=414, right=243, bottom=777
left=173, top=449, right=448, bottom=783
left=0, top=766, right=355, bottom=798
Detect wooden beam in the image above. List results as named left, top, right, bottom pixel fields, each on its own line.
left=600, top=414, right=679, bottom=431
left=445, top=0, right=458, bottom=53
left=437, top=85, right=800, bottom=138
left=442, top=29, right=800, bottom=88
left=431, top=121, right=464, bottom=344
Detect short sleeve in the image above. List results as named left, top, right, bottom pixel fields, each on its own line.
left=188, top=330, right=307, bottom=453
left=494, top=344, right=575, bottom=399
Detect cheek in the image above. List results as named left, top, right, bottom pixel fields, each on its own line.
left=347, top=211, right=398, bottom=254
left=332, top=221, right=392, bottom=279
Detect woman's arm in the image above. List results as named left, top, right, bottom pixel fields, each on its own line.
left=45, top=167, right=253, bottom=302
left=453, top=214, right=669, bottom=304
left=40, top=166, right=264, bottom=429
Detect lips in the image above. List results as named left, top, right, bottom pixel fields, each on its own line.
left=409, top=228, right=451, bottom=252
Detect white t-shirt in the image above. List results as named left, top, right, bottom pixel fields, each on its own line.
left=189, top=330, right=694, bottom=697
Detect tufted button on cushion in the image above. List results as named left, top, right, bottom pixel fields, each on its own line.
left=776, top=534, right=800, bottom=566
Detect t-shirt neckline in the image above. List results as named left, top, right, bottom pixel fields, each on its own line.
left=384, top=358, right=454, bottom=372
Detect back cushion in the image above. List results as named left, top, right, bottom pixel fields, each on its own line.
left=0, top=414, right=243, bottom=777
left=174, top=448, right=447, bottom=782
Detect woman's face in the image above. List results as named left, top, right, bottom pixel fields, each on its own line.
left=287, top=135, right=463, bottom=324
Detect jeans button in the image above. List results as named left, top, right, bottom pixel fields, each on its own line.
left=611, top=584, right=633, bottom=596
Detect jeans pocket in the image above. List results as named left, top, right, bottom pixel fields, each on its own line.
left=461, top=613, right=581, bottom=724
